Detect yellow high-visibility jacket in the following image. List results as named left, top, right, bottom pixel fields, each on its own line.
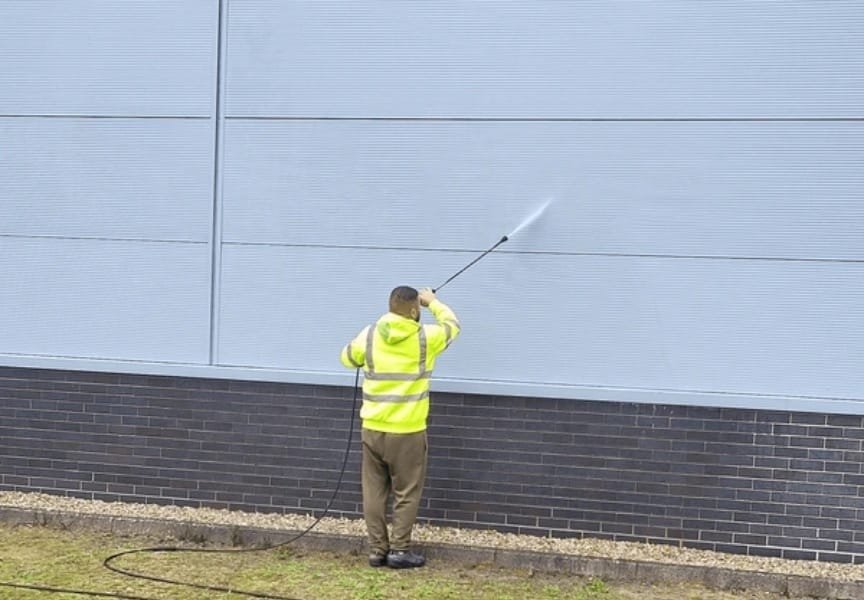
left=340, top=299, right=460, bottom=433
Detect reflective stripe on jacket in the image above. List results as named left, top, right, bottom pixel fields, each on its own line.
left=340, top=299, right=460, bottom=433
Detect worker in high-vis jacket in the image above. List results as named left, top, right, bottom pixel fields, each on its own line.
left=341, top=286, right=460, bottom=569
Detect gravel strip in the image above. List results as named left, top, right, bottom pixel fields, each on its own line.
left=2, top=491, right=862, bottom=583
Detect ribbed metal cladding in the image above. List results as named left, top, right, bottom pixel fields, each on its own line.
left=0, top=0, right=215, bottom=117
left=0, top=1, right=218, bottom=365
left=225, top=1, right=864, bottom=118
left=218, top=2, right=864, bottom=412
left=1, top=1, right=862, bottom=414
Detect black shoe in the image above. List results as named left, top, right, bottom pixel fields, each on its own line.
left=368, top=552, right=387, bottom=568
left=386, top=550, right=426, bottom=569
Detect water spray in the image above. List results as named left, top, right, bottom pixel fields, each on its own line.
left=507, top=199, right=552, bottom=239
left=434, top=199, right=552, bottom=292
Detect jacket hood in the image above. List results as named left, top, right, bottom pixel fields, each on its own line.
left=376, top=312, right=421, bottom=344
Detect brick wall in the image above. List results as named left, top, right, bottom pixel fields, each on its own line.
left=2, top=366, right=863, bottom=563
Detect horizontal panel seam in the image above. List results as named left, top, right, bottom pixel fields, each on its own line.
left=0, top=115, right=211, bottom=120
left=0, top=234, right=207, bottom=245
left=225, top=116, right=864, bottom=123
left=220, top=242, right=864, bottom=264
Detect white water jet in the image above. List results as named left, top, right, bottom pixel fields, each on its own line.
left=507, top=198, right=553, bottom=239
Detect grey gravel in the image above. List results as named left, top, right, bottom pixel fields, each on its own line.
left=2, top=491, right=862, bottom=582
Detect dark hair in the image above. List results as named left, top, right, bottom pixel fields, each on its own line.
left=389, top=286, right=419, bottom=317
left=390, top=286, right=418, bottom=304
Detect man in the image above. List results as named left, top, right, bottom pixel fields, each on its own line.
left=340, top=286, right=460, bottom=569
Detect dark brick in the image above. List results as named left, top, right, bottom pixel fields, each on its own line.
left=754, top=457, right=789, bottom=469
left=569, top=520, right=601, bottom=532
left=5, top=366, right=864, bottom=564
left=749, top=546, right=782, bottom=558
left=601, top=523, right=634, bottom=535
left=841, top=428, right=864, bottom=440
left=667, top=528, right=700, bottom=540
left=808, top=427, right=845, bottom=439
left=785, top=504, right=821, bottom=517
left=789, top=437, right=825, bottom=449
left=504, top=514, right=537, bottom=527
left=714, top=543, right=750, bottom=555
left=826, top=461, right=860, bottom=474
left=807, top=472, right=844, bottom=484
left=790, top=459, right=824, bottom=471
left=700, top=530, right=733, bottom=543
left=737, top=467, right=772, bottom=479
left=802, top=516, right=838, bottom=529
left=736, top=490, right=771, bottom=502
left=790, top=414, right=827, bottom=425
left=821, top=529, right=854, bottom=542
left=774, top=424, right=809, bottom=436
left=818, top=552, right=854, bottom=564
left=767, top=536, right=801, bottom=548
left=730, top=532, right=764, bottom=545
left=734, top=512, right=768, bottom=524
left=822, top=507, right=858, bottom=519
left=826, top=438, right=861, bottom=451
left=828, top=416, right=864, bottom=428
left=802, top=538, right=837, bottom=551
left=772, top=470, right=809, bottom=482
left=756, top=411, right=790, bottom=424
left=633, top=526, right=666, bottom=538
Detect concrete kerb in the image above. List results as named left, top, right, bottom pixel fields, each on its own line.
left=2, top=505, right=863, bottom=599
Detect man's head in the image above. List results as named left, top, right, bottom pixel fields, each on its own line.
left=389, top=286, right=421, bottom=322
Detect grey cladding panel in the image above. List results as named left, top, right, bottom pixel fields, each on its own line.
left=0, top=238, right=211, bottom=363
left=2, top=0, right=862, bottom=413
left=0, top=0, right=215, bottom=116
left=0, top=118, right=213, bottom=241
left=226, top=1, right=864, bottom=118
left=218, top=246, right=864, bottom=402
left=222, top=121, right=864, bottom=260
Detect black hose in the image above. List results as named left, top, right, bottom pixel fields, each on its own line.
left=0, top=581, right=159, bottom=599
left=0, top=369, right=362, bottom=600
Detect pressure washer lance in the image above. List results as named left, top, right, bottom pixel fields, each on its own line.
left=433, top=234, right=508, bottom=293
left=433, top=199, right=552, bottom=292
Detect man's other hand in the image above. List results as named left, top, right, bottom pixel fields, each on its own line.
left=418, top=288, right=436, bottom=307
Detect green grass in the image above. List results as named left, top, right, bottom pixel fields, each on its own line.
left=0, top=523, right=788, bottom=599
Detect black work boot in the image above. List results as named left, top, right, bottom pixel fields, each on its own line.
left=368, top=551, right=387, bottom=568
left=386, top=550, right=426, bottom=569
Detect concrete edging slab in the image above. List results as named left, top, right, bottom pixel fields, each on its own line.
left=1, top=506, right=862, bottom=599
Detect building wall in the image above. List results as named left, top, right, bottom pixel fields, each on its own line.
left=220, top=1, right=864, bottom=412
left=1, top=0, right=862, bottom=412
left=2, top=1, right=864, bottom=561
left=0, top=0, right=217, bottom=364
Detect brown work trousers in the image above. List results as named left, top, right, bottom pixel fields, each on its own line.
left=361, top=428, right=427, bottom=555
